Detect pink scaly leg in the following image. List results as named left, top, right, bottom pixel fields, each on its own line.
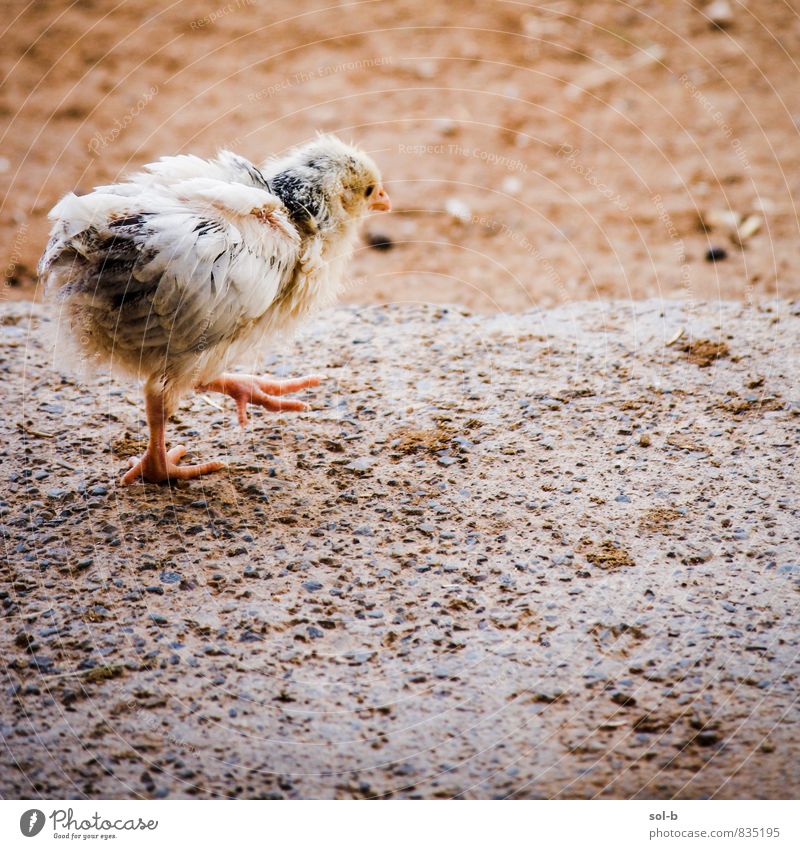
left=198, top=372, right=324, bottom=427
left=121, top=386, right=224, bottom=485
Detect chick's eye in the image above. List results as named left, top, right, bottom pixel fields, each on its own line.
left=365, top=186, right=374, bottom=197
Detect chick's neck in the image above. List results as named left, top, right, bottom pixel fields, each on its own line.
left=269, top=167, right=334, bottom=236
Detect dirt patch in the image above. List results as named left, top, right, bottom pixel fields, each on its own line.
left=111, top=433, right=148, bottom=457
left=390, top=423, right=455, bottom=456
left=719, top=394, right=784, bottom=416
left=639, top=508, right=683, bottom=535
left=681, top=339, right=731, bottom=367
left=579, top=538, right=635, bottom=571
left=666, top=433, right=708, bottom=453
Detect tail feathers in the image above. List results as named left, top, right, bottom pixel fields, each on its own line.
left=47, top=191, right=127, bottom=239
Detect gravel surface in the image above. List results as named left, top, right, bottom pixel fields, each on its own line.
left=1, top=298, right=798, bottom=799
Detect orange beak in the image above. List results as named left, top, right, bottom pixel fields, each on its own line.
left=369, top=185, right=391, bottom=212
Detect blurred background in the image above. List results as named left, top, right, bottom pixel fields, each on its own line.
left=1, top=0, right=798, bottom=311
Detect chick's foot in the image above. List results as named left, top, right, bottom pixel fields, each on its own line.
left=198, top=372, right=324, bottom=427
left=121, top=445, right=224, bottom=485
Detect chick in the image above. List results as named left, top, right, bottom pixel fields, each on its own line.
left=38, top=135, right=391, bottom=484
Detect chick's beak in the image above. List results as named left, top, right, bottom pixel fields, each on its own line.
left=369, top=185, right=392, bottom=212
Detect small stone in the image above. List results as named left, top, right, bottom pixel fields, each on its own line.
left=415, top=59, right=438, bottom=79
left=705, top=246, right=727, bottom=262
left=705, top=0, right=733, bottom=29
left=638, top=433, right=652, bottom=447
left=695, top=729, right=721, bottom=747
left=445, top=198, right=471, bottom=224
left=434, top=117, right=457, bottom=136
left=366, top=232, right=393, bottom=251
left=344, top=457, right=373, bottom=473
left=302, top=580, right=322, bottom=592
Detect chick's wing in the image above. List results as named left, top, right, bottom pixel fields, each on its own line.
left=43, top=178, right=300, bottom=360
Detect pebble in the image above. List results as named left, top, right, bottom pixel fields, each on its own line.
left=695, top=730, right=721, bottom=747
left=706, top=0, right=734, bottom=29
left=366, top=232, right=393, bottom=251
left=344, top=457, right=373, bottom=472
left=445, top=198, right=471, bottom=224
left=705, top=246, right=728, bottom=262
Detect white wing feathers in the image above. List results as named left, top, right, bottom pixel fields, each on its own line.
left=96, top=149, right=271, bottom=193
left=41, top=157, right=300, bottom=374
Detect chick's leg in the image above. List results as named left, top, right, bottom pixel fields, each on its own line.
left=198, top=373, right=324, bottom=427
left=121, top=386, right=224, bottom=485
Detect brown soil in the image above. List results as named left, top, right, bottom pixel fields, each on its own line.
left=579, top=538, right=636, bottom=571
left=639, top=507, right=683, bottom=534
left=391, top=423, right=455, bottom=456
left=2, top=1, right=800, bottom=311
left=681, top=337, right=731, bottom=366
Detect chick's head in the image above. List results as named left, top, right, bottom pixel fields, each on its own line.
left=268, top=135, right=390, bottom=232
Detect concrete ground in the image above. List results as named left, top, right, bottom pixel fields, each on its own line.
left=0, top=298, right=798, bottom=799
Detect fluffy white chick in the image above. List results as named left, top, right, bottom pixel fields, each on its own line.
left=38, top=135, right=391, bottom=484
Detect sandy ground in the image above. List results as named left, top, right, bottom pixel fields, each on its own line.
left=2, top=0, right=800, bottom=311
left=1, top=297, right=798, bottom=799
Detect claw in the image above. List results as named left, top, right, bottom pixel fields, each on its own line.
left=199, top=372, right=323, bottom=428
left=121, top=445, right=224, bottom=485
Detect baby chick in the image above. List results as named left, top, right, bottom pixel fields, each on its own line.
left=38, top=135, right=391, bottom=484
